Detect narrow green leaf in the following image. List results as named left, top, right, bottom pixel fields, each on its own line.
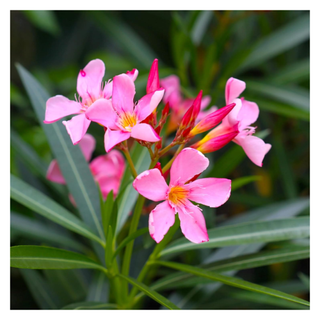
left=62, top=302, right=117, bottom=310
left=102, top=190, right=114, bottom=238
left=116, top=143, right=150, bottom=234
left=229, top=289, right=309, bottom=310
left=252, top=98, right=309, bottom=121
left=231, top=175, right=261, bottom=191
left=16, top=64, right=105, bottom=243
left=11, top=129, right=48, bottom=177
left=154, top=261, right=310, bottom=307
left=221, top=197, right=309, bottom=227
left=11, top=246, right=107, bottom=271
left=86, top=271, right=109, bottom=303
left=20, top=269, right=61, bottom=309
left=105, top=226, right=114, bottom=268
left=43, top=269, right=88, bottom=305
left=245, top=81, right=309, bottom=111
left=10, top=175, right=104, bottom=246
left=191, top=11, right=212, bottom=45
left=238, top=14, right=309, bottom=71
left=269, top=58, right=310, bottom=85
left=23, top=10, right=60, bottom=36
left=112, top=227, right=149, bottom=260
left=208, top=144, right=246, bottom=178
left=158, top=246, right=310, bottom=290
left=117, top=274, right=180, bottom=310
left=160, top=217, right=309, bottom=257
left=11, top=211, right=86, bottom=252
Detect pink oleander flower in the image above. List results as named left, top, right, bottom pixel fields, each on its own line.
left=222, top=77, right=271, bottom=166
left=44, top=59, right=138, bottom=145
left=133, top=148, right=231, bottom=244
left=160, top=75, right=216, bottom=133
left=85, top=72, right=165, bottom=152
left=191, top=78, right=272, bottom=166
left=47, top=134, right=125, bottom=200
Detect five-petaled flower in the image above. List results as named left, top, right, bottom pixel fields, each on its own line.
left=44, top=59, right=138, bottom=145
left=133, top=148, right=231, bottom=244
left=85, top=72, right=165, bottom=152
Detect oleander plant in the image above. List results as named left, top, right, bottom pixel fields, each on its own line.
left=10, top=10, right=310, bottom=310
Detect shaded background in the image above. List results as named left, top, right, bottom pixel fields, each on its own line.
left=10, top=10, right=309, bottom=309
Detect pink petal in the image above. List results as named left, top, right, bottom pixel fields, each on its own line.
left=95, top=173, right=121, bottom=199
left=44, top=95, right=82, bottom=124
left=112, top=73, right=135, bottom=114
left=235, top=135, right=272, bottom=167
left=225, top=77, right=246, bottom=104
left=186, top=178, right=231, bottom=208
left=170, top=148, right=209, bottom=185
left=85, top=98, right=118, bottom=130
left=134, top=89, right=165, bottom=122
left=130, top=123, right=161, bottom=142
left=126, top=68, right=139, bottom=82
left=77, top=59, right=105, bottom=101
left=104, top=128, right=131, bottom=152
left=146, top=59, right=160, bottom=94
left=62, top=113, right=91, bottom=145
left=237, top=99, right=260, bottom=130
left=191, top=103, right=236, bottom=136
left=102, top=80, right=113, bottom=99
left=90, top=150, right=125, bottom=177
left=149, top=201, right=176, bottom=243
left=46, top=159, right=65, bottom=184
left=222, top=98, right=242, bottom=127
left=177, top=200, right=209, bottom=243
left=78, top=134, right=96, bottom=161
left=196, top=106, right=218, bottom=123
left=133, top=168, right=169, bottom=202
left=160, top=75, right=181, bottom=106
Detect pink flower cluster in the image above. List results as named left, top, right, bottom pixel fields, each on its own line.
left=44, top=58, right=271, bottom=243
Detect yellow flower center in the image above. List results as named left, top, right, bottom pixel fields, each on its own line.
left=119, top=112, right=138, bottom=132
left=168, top=185, right=189, bottom=206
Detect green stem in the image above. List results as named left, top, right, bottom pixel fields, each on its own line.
left=128, top=215, right=180, bottom=306
left=122, top=143, right=138, bottom=178
left=162, top=143, right=186, bottom=173
left=121, top=194, right=146, bottom=297
left=158, top=141, right=177, bottom=158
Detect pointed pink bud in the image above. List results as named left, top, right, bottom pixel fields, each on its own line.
left=190, top=103, right=236, bottom=137
left=191, top=123, right=239, bottom=153
left=162, top=102, right=170, bottom=118
left=146, top=59, right=160, bottom=94
left=180, top=91, right=203, bottom=128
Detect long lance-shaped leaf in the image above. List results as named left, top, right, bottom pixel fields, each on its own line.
left=112, top=227, right=148, bottom=260
left=11, top=211, right=86, bottom=252
left=160, top=217, right=309, bottom=257
left=117, top=274, right=180, bottom=310
left=151, top=246, right=310, bottom=291
left=20, top=269, right=62, bottom=309
left=11, top=245, right=107, bottom=271
left=153, top=261, right=310, bottom=307
left=237, top=14, right=309, bottom=72
left=10, top=175, right=104, bottom=247
left=86, top=271, right=109, bottom=303
left=16, top=64, right=105, bottom=243
left=62, top=302, right=117, bottom=310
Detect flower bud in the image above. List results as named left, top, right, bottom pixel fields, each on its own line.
left=146, top=59, right=160, bottom=94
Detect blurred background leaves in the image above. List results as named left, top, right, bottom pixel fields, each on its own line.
left=10, top=10, right=309, bottom=309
